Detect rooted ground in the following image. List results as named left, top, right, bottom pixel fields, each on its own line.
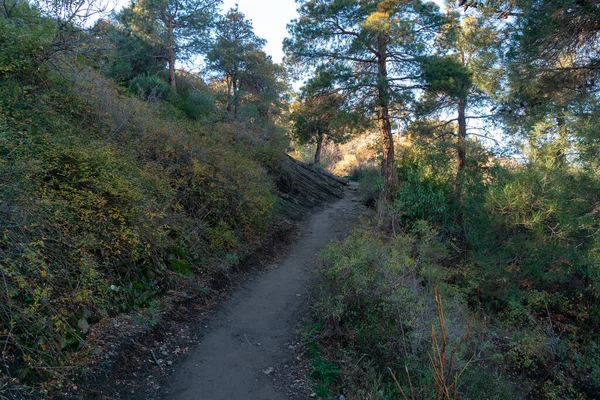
left=160, top=183, right=362, bottom=400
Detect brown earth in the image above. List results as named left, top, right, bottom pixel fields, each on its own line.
left=159, top=183, right=362, bottom=400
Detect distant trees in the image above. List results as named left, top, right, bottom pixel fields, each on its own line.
left=207, top=6, right=265, bottom=120
left=290, top=84, right=366, bottom=165
left=285, top=0, right=442, bottom=195
left=207, top=6, right=287, bottom=122
left=121, top=0, right=221, bottom=89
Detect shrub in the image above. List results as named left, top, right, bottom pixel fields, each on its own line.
left=184, top=91, right=216, bottom=120
left=129, top=74, right=171, bottom=102
left=309, top=225, right=519, bottom=399
left=0, top=47, right=281, bottom=382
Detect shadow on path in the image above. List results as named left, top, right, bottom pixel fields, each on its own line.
left=162, top=184, right=362, bottom=400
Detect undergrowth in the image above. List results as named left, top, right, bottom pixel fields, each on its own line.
left=0, top=10, right=287, bottom=388
left=307, top=133, right=600, bottom=399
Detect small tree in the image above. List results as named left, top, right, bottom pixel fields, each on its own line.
left=290, top=78, right=366, bottom=165
left=125, top=0, right=221, bottom=89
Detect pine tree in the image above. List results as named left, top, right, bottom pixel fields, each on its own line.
left=290, top=75, right=368, bottom=165
left=285, top=0, right=443, bottom=196
left=125, top=0, right=221, bottom=89
left=207, top=6, right=286, bottom=122
left=419, top=3, right=502, bottom=199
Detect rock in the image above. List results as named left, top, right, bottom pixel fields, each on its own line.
left=263, top=367, right=274, bottom=375
left=309, top=393, right=317, bottom=398
left=273, top=155, right=347, bottom=219
left=77, top=318, right=90, bottom=334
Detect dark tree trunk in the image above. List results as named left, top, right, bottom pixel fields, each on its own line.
left=167, top=24, right=176, bottom=89
left=454, top=98, right=468, bottom=236
left=226, top=75, right=233, bottom=116
left=377, top=35, right=397, bottom=197
left=232, top=77, right=239, bottom=120
left=454, top=97, right=467, bottom=198
left=556, top=115, right=567, bottom=165
left=314, top=131, right=324, bottom=165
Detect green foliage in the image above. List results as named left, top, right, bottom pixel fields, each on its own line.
left=207, top=6, right=288, bottom=123
left=331, top=124, right=600, bottom=398
left=380, top=137, right=600, bottom=397
left=289, top=79, right=369, bottom=164
left=393, top=136, right=457, bottom=227
left=95, top=18, right=166, bottom=84
left=420, top=55, right=473, bottom=101
left=309, top=226, right=520, bottom=399
left=117, top=0, right=221, bottom=88
left=129, top=73, right=171, bottom=100
left=183, top=91, right=216, bottom=120
left=0, top=18, right=283, bottom=381
left=0, top=7, right=52, bottom=81
left=308, top=341, right=340, bottom=397
left=356, top=166, right=383, bottom=206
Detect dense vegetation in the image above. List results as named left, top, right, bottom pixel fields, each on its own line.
left=0, top=0, right=291, bottom=394
left=285, top=1, right=600, bottom=399
left=2, top=0, right=600, bottom=398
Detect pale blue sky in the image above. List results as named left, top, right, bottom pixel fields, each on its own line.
left=221, top=0, right=297, bottom=63
left=112, top=0, right=446, bottom=64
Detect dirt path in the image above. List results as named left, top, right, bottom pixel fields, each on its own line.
left=161, top=184, right=361, bottom=400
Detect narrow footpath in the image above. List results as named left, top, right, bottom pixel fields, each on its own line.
left=161, top=184, right=361, bottom=400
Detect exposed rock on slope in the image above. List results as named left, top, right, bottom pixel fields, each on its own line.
left=275, top=155, right=348, bottom=217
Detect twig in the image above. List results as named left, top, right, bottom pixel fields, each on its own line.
left=244, top=333, right=253, bottom=347
left=354, top=353, right=367, bottom=367
left=150, top=350, right=162, bottom=369
left=388, top=367, right=410, bottom=400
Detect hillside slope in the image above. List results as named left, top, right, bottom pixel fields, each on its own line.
left=0, top=25, right=345, bottom=397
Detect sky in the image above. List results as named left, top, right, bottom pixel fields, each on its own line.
left=221, top=0, right=298, bottom=64
left=112, top=0, right=446, bottom=64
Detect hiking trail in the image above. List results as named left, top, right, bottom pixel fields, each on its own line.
left=161, top=183, right=362, bottom=400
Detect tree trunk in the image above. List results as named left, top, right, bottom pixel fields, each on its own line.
left=556, top=115, right=567, bottom=166
left=377, top=35, right=397, bottom=197
left=167, top=24, right=176, bottom=89
left=314, top=131, right=324, bottom=165
left=454, top=97, right=467, bottom=198
left=454, top=98, right=468, bottom=237
left=225, top=75, right=233, bottom=116
left=232, top=77, right=239, bottom=120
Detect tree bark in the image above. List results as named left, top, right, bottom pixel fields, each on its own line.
left=167, top=23, right=176, bottom=89
left=454, top=97, right=467, bottom=197
left=377, top=35, right=397, bottom=197
left=226, top=75, right=233, bottom=116
left=454, top=97, right=468, bottom=232
left=314, top=131, right=324, bottom=165
left=232, top=76, right=239, bottom=120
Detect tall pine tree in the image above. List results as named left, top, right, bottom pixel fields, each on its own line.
left=285, top=0, right=442, bottom=195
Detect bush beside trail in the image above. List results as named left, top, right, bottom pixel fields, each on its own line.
left=305, top=134, right=600, bottom=399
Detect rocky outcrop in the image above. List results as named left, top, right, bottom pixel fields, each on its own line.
left=274, top=155, right=348, bottom=218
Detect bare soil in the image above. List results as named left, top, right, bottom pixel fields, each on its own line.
left=38, top=182, right=361, bottom=400
left=159, top=183, right=363, bottom=400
